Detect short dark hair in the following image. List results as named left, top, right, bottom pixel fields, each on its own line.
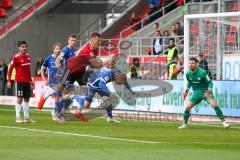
left=90, top=32, right=101, bottom=38
left=198, top=53, right=204, bottom=57
left=17, top=41, right=27, bottom=47
left=189, top=57, right=199, bottom=63
left=176, top=22, right=181, bottom=26
left=68, top=34, right=77, bottom=39
left=169, top=38, right=175, bottom=43
left=133, top=57, right=139, bottom=63
left=155, top=30, right=161, bottom=34
left=154, top=23, right=159, bottom=27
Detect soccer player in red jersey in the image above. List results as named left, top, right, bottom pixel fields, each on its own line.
left=58, top=32, right=103, bottom=88
left=57, top=32, right=103, bottom=120
left=7, top=41, right=34, bottom=123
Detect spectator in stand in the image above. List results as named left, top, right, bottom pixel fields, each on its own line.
left=152, top=30, right=163, bottom=55
left=7, top=57, right=15, bottom=96
left=130, top=12, right=141, bottom=31
left=175, top=22, right=184, bottom=36
left=176, top=54, right=184, bottom=80
left=128, top=57, right=141, bottom=79
left=149, top=3, right=159, bottom=23
left=0, top=59, right=8, bottom=95
left=35, top=56, right=44, bottom=76
left=168, top=56, right=178, bottom=80
left=163, top=0, right=177, bottom=14
left=198, top=53, right=212, bottom=79
left=153, top=22, right=159, bottom=31
left=170, top=24, right=177, bottom=37
left=167, top=38, right=179, bottom=65
left=143, top=13, right=149, bottom=26
left=163, top=30, right=170, bottom=54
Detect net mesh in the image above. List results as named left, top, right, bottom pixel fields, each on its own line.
left=188, top=15, right=240, bottom=80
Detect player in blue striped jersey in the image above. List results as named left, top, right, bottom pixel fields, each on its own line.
left=85, top=68, right=138, bottom=123
left=39, top=43, right=84, bottom=122
left=38, top=34, right=77, bottom=108
left=55, top=34, right=77, bottom=68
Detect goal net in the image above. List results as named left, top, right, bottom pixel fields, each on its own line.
left=184, top=11, right=240, bottom=81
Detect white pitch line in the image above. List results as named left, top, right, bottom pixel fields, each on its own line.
left=0, top=125, right=161, bottom=144
left=0, top=125, right=240, bottom=145
left=1, top=108, right=240, bottom=129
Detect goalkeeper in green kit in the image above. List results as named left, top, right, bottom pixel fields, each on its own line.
left=178, top=57, right=230, bottom=129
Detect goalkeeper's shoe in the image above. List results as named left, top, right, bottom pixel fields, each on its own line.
left=223, top=122, right=231, bottom=129
left=16, top=118, right=23, bottom=123
left=178, top=124, right=188, bottom=129
left=38, top=95, right=46, bottom=110
left=75, top=111, right=89, bottom=122
left=107, top=117, right=120, bottom=124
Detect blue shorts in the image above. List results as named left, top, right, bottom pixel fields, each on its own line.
left=85, top=86, right=110, bottom=102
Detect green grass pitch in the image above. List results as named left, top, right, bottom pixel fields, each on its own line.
left=0, top=105, right=240, bottom=160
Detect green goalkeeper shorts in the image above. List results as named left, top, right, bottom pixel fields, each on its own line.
left=188, top=91, right=215, bottom=105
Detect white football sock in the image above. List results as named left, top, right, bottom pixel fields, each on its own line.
left=15, top=104, right=21, bottom=119
left=22, top=102, right=29, bottom=119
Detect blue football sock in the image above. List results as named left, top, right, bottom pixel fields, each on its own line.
left=106, top=105, right=113, bottom=118
left=55, top=99, right=64, bottom=113
left=72, top=95, right=85, bottom=109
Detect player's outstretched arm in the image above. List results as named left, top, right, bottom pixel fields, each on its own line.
left=183, top=74, right=192, bottom=100
left=203, top=72, right=213, bottom=98
left=40, top=67, right=47, bottom=85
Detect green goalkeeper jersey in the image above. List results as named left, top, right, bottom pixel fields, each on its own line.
left=186, top=67, right=213, bottom=92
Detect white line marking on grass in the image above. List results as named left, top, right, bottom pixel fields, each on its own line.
left=0, top=125, right=240, bottom=145
left=1, top=108, right=240, bottom=129
left=0, top=125, right=160, bottom=144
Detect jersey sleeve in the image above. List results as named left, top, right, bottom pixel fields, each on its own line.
left=186, top=72, right=192, bottom=89
left=202, top=71, right=213, bottom=90
left=59, top=48, right=67, bottom=60
left=99, top=79, right=110, bottom=94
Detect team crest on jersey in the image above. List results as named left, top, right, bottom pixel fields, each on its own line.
left=104, top=76, right=109, bottom=82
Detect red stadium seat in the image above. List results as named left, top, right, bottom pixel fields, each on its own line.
left=229, top=26, right=236, bottom=33
left=233, top=2, right=238, bottom=11
left=226, top=33, right=236, bottom=44
left=191, top=23, right=199, bottom=33
left=0, top=0, right=13, bottom=8
left=0, top=7, right=6, bottom=17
